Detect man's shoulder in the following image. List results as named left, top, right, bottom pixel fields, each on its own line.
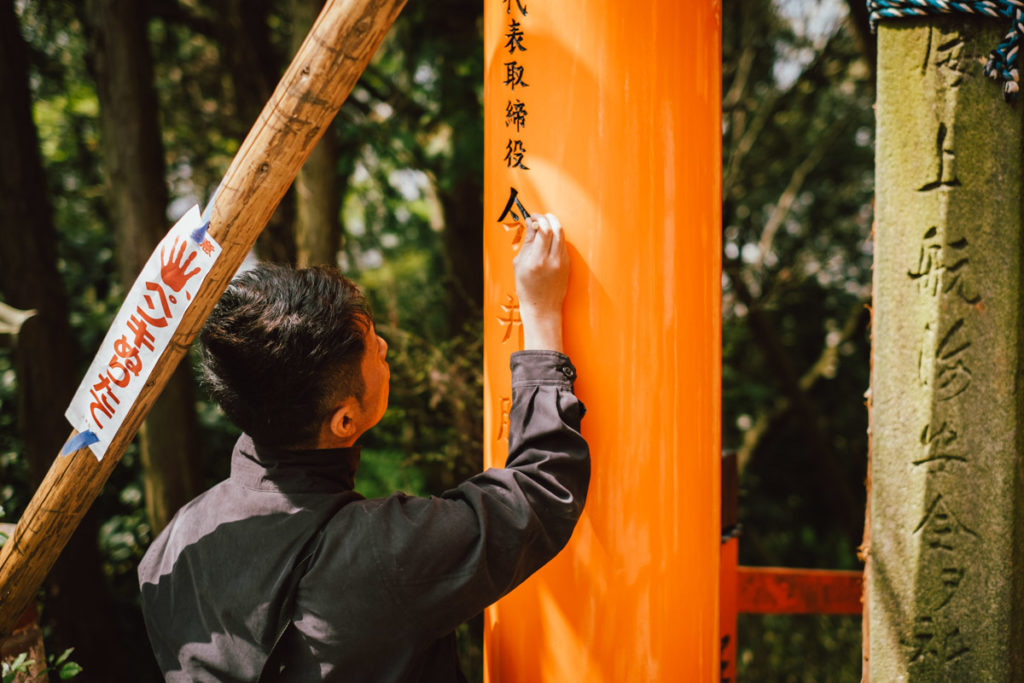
left=138, top=479, right=246, bottom=581
left=162, top=478, right=243, bottom=531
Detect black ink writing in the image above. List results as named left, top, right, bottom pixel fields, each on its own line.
left=504, top=0, right=527, bottom=15
left=505, top=139, right=529, bottom=169
left=496, top=186, right=530, bottom=223
left=505, top=99, right=528, bottom=132
left=504, top=61, right=529, bottom=90
left=504, top=18, right=527, bottom=54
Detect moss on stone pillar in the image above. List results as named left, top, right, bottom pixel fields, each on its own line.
left=870, top=15, right=1024, bottom=680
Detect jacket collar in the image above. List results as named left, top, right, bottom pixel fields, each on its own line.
left=229, top=433, right=360, bottom=493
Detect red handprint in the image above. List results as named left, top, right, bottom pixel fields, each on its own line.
left=161, top=237, right=201, bottom=292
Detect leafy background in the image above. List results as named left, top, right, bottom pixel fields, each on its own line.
left=0, top=0, right=875, bottom=680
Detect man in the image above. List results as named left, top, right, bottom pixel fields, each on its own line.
left=138, top=213, right=589, bottom=681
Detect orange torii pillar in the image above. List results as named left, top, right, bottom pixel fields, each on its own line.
left=482, top=1, right=721, bottom=680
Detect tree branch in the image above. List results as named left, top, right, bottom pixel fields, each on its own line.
left=736, top=293, right=868, bottom=472
left=723, top=44, right=755, bottom=112
left=726, top=261, right=865, bottom=539
left=754, top=115, right=850, bottom=271
left=723, top=28, right=847, bottom=200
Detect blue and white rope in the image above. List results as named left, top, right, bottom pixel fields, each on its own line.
left=868, top=0, right=1024, bottom=101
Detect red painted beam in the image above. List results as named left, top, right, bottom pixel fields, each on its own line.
left=737, top=567, right=863, bottom=615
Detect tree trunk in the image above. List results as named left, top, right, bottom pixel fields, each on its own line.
left=0, top=2, right=127, bottom=679
left=292, top=0, right=343, bottom=268
left=84, top=0, right=201, bottom=535
left=440, top=173, right=483, bottom=335
left=436, top=7, right=484, bottom=336
left=0, top=3, right=76, bottom=485
left=0, top=0, right=408, bottom=641
left=217, top=0, right=297, bottom=265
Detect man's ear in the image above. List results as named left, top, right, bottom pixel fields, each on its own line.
left=328, top=397, right=360, bottom=443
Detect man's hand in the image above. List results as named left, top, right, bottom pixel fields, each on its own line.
left=513, top=213, right=569, bottom=352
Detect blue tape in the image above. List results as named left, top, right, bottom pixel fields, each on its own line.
left=192, top=181, right=223, bottom=244
left=61, top=430, right=100, bottom=456
left=190, top=221, right=210, bottom=244
left=201, top=182, right=222, bottom=224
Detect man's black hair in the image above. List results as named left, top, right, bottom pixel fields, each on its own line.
left=199, top=263, right=372, bottom=448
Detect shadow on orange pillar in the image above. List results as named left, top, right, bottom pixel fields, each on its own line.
left=483, top=1, right=722, bottom=680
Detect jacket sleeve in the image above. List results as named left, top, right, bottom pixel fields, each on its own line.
left=365, top=350, right=590, bottom=638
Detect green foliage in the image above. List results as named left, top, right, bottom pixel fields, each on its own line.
left=8, top=0, right=487, bottom=677
left=356, top=448, right=427, bottom=499
left=723, top=0, right=874, bottom=677
left=364, top=319, right=484, bottom=492
left=148, top=13, right=243, bottom=204
left=50, top=648, right=84, bottom=681
left=1, top=653, right=32, bottom=683
left=4, top=0, right=879, bottom=679
left=1, top=648, right=82, bottom=682
left=738, top=615, right=862, bottom=682
left=0, top=352, right=27, bottom=521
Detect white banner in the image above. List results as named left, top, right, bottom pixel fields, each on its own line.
left=64, top=205, right=221, bottom=460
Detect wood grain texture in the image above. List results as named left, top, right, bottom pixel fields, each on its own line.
left=0, top=0, right=406, bottom=636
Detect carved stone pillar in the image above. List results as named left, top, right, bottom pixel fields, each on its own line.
left=870, top=17, right=1024, bottom=679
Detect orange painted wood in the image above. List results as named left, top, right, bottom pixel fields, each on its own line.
left=0, top=0, right=406, bottom=636
left=483, top=1, right=722, bottom=679
left=737, top=567, right=864, bottom=615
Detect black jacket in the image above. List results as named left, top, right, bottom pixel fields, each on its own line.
left=139, top=350, right=589, bottom=681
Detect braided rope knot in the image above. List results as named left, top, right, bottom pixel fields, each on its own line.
left=868, top=0, right=1024, bottom=101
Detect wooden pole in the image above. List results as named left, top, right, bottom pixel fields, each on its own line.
left=0, top=0, right=405, bottom=636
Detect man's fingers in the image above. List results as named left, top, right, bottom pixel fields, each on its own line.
left=545, top=213, right=563, bottom=258
left=522, top=216, right=539, bottom=245
left=546, top=213, right=562, bottom=238
left=533, top=214, right=553, bottom=255
left=517, top=213, right=567, bottom=273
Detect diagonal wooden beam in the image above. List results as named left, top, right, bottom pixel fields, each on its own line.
left=0, top=0, right=406, bottom=636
